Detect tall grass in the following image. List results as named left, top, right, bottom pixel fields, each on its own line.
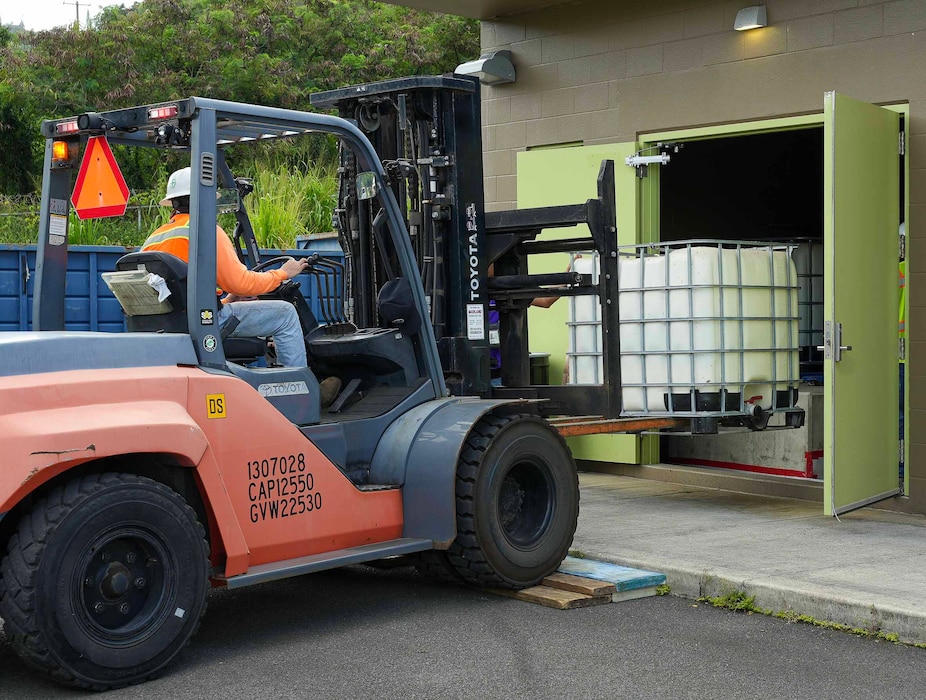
left=0, top=194, right=41, bottom=245
left=0, top=161, right=338, bottom=250
left=0, top=192, right=168, bottom=247
left=247, top=162, right=338, bottom=250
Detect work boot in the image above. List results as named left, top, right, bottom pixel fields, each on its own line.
left=319, top=376, right=342, bottom=407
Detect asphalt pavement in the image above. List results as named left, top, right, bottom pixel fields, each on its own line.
left=4, top=469, right=926, bottom=696
left=573, top=471, right=926, bottom=644
left=2, top=564, right=926, bottom=699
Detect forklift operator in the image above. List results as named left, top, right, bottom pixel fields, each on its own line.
left=142, top=167, right=309, bottom=367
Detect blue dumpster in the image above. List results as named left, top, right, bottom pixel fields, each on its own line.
left=0, top=245, right=345, bottom=332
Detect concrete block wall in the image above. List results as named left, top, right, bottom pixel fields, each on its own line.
left=479, top=0, right=926, bottom=513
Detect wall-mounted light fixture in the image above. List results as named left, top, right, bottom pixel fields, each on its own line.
left=734, top=5, right=768, bottom=31
left=455, top=50, right=516, bottom=86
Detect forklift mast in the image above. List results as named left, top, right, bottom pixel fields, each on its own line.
left=312, top=76, right=623, bottom=419
left=312, top=76, right=490, bottom=397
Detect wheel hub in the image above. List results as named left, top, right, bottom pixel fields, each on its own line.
left=79, top=533, right=167, bottom=637
left=100, top=562, right=131, bottom=600
left=497, top=460, right=554, bottom=548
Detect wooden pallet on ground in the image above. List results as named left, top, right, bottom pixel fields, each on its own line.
left=489, top=557, right=667, bottom=609
left=489, top=572, right=614, bottom=609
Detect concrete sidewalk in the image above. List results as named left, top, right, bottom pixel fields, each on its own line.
left=573, top=471, right=926, bottom=644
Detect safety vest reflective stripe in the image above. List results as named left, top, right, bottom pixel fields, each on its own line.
left=141, top=220, right=223, bottom=296
left=142, top=222, right=190, bottom=262
left=143, top=227, right=190, bottom=247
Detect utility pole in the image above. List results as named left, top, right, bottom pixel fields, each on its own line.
left=62, top=0, right=89, bottom=29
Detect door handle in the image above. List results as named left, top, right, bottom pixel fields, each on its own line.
left=819, top=321, right=851, bottom=361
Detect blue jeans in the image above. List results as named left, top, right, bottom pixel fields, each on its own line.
left=219, top=300, right=306, bottom=367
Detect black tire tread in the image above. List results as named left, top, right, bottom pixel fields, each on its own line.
left=409, top=550, right=467, bottom=586
left=445, top=413, right=578, bottom=589
left=0, top=472, right=209, bottom=691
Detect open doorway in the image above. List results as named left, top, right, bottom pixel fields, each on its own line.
left=654, top=119, right=905, bottom=494
left=660, top=128, right=823, bottom=243
left=661, top=127, right=825, bottom=378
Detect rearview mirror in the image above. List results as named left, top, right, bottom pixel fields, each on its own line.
left=356, top=172, right=379, bottom=201
left=216, top=187, right=240, bottom=213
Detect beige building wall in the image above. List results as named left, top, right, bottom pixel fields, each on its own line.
left=478, top=0, right=926, bottom=512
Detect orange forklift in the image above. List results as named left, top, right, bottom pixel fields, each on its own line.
left=0, top=94, right=581, bottom=689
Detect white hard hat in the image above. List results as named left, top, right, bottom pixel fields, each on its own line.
left=160, top=167, right=191, bottom=206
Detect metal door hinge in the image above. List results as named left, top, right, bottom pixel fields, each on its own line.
left=900, top=337, right=905, bottom=362
left=900, top=131, right=905, bottom=157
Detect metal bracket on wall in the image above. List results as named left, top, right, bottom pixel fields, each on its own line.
left=625, top=142, right=682, bottom=178
left=625, top=153, right=670, bottom=179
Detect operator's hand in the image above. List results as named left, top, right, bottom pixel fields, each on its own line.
left=280, top=257, right=310, bottom=279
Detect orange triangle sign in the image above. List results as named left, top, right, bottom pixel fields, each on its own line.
left=71, top=135, right=130, bottom=219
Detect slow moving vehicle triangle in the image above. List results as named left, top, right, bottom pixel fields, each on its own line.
left=71, top=135, right=130, bottom=219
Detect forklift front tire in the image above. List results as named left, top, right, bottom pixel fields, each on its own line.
left=0, top=473, right=209, bottom=690
left=446, top=413, right=579, bottom=588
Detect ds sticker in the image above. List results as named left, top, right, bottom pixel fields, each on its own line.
left=207, top=394, right=226, bottom=419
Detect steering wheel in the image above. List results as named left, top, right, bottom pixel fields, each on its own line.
left=251, top=255, right=300, bottom=273
left=244, top=256, right=303, bottom=300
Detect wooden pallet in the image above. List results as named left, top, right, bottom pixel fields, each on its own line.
left=489, top=558, right=667, bottom=609
left=489, top=572, right=615, bottom=610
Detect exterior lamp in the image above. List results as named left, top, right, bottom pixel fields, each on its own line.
left=455, top=50, right=516, bottom=86
left=734, top=5, right=768, bottom=30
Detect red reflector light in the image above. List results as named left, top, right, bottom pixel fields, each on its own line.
left=55, top=120, right=79, bottom=134
left=148, top=105, right=179, bottom=120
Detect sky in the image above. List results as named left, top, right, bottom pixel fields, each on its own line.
left=2, top=0, right=139, bottom=31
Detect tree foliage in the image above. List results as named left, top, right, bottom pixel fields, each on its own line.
left=0, top=0, right=478, bottom=194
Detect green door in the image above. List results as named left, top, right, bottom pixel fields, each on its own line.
left=824, top=92, right=900, bottom=514
left=517, top=143, right=641, bottom=464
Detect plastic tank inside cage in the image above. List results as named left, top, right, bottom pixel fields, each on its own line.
left=567, top=241, right=801, bottom=418
left=790, top=239, right=824, bottom=377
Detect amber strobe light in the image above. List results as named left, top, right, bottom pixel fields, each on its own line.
left=52, top=140, right=70, bottom=163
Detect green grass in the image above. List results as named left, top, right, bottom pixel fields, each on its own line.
left=0, top=161, right=338, bottom=250
left=700, top=590, right=768, bottom=614
left=699, top=588, right=911, bottom=645
left=247, top=162, right=338, bottom=250
left=0, top=192, right=167, bottom=247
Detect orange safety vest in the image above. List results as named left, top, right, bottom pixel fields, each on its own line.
left=142, top=213, right=226, bottom=296
left=141, top=214, right=191, bottom=262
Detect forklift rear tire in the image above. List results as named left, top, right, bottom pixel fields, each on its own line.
left=0, top=473, right=209, bottom=690
left=445, top=413, right=579, bottom=588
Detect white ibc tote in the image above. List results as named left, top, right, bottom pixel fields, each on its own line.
left=566, top=241, right=800, bottom=418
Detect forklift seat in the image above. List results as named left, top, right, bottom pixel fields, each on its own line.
left=114, top=251, right=266, bottom=361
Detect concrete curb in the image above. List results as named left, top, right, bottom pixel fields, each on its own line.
left=583, top=551, right=926, bottom=646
